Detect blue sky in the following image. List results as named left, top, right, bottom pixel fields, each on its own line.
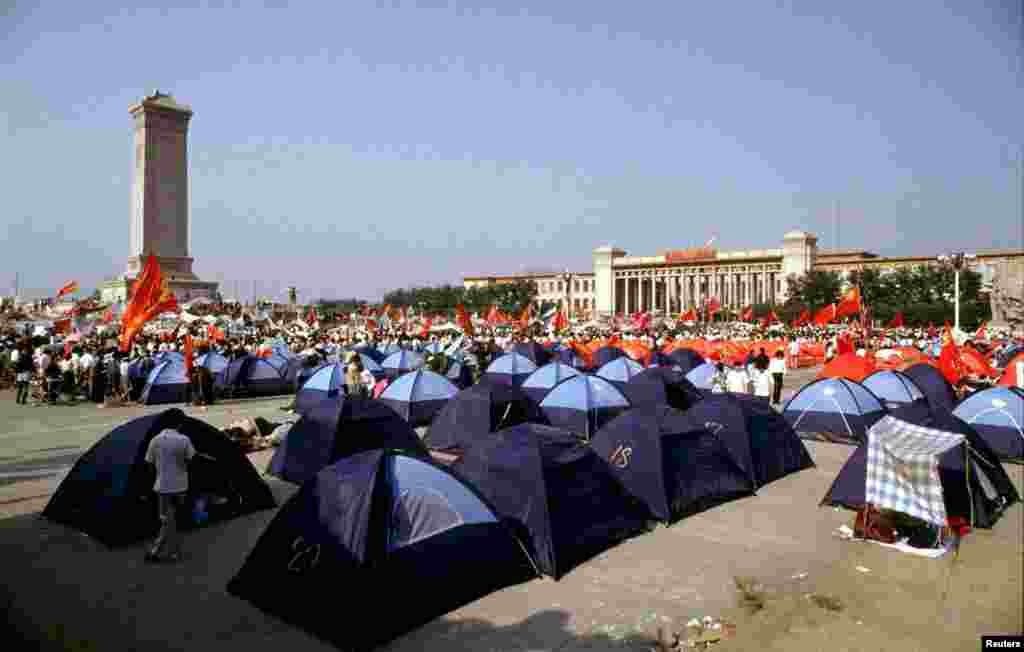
left=2, top=1, right=1022, bottom=301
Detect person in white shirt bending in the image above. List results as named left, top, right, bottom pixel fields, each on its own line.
left=143, top=414, right=211, bottom=563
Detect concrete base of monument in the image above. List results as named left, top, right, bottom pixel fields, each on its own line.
left=100, top=276, right=219, bottom=304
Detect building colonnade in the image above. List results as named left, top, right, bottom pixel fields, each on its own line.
left=612, top=263, right=783, bottom=315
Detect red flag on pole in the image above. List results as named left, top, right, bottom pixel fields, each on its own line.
left=835, top=287, right=862, bottom=318
left=888, top=312, right=904, bottom=328
left=56, top=281, right=79, bottom=299
left=813, top=304, right=836, bottom=326
left=740, top=305, right=753, bottom=322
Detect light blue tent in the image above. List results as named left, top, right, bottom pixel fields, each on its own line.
left=484, top=352, right=538, bottom=386
left=520, top=362, right=581, bottom=404
left=294, top=363, right=345, bottom=414
left=379, top=370, right=459, bottom=426
left=685, top=362, right=718, bottom=390
left=381, top=350, right=425, bottom=378
left=862, top=370, right=926, bottom=409
left=424, top=342, right=444, bottom=354
left=196, top=351, right=229, bottom=376
left=595, top=357, right=645, bottom=385
left=953, top=386, right=1024, bottom=460
left=140, top=359, right=190, bottom=405
left=539, top=375, right=631, bottom=439
left=782, top=377, right=886, bottom=443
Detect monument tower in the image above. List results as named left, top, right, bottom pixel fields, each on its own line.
left=101, top=91, right=218, bottom=303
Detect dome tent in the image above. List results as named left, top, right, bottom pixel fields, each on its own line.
left=379, top=369, right=459, bottom=426
left=222, top=355, right=290, bottom=398
left=952, top=386, right=1024, bottom=460
left=863, top=369, right=927, bottom=410
left=539, top=374, right=631, bottom=440
left=782, top=377, right=886, bottom=444
left=227, top=450, right=538, bottom=652
left=380, top=350, right=425, bottom=379
left=43, top=409, right=276, bottom=546
left=622, top=367, right=704, bottom=412
left=452, top=424, right=650, bottom=579
left=519, top=362, right=581, bottom=404
left=685, top=362, right=718, bottom=390
left=590, top=405, right=756, bottom=523
left=513, top=341, right=552, bottom=366
left=294, top=363, right=344, bottom=415
left=424, top=381, right=543, bottom=452
left=595, top=356, right=645, bottom=386
left=903, top=363, right=959, bottom=413
left=483, top=352, right=538, bottom=387
left=139, top=359, right=190, bottom=405
left=665, top=348, right=705, bottom=375
left=266, top=397, right=426, bottom=485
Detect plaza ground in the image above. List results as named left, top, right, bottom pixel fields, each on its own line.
left=0, top=370, right=1021, bottom=651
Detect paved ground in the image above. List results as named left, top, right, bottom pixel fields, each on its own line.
left=0, top=369, right=1021, bottom=652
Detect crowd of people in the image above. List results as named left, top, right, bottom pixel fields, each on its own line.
left=2, top=311, right=1019, bottom=408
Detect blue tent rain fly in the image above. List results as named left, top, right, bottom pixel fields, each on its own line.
left=591, top=346, right=626, bottom=369
left=483, top=352, right=538, bottom=387
left=666, top=348, right=705, bottom=375
left=595, top=356, right=645, bottom=385
left=452, top=424, right=649, bottom=579
left=685, top=362, right=718, bottom=390
left=445, top=357, right=475, bottom=389
left=782, top=377, right=886, bottom=443
left=862, top=369, right=926, bottom=410
left=294, top=363, right=346, bottom=414
left=379, top=369, right=459, bottom=426
left=139, top=359, right=190, bottom=405
left=520, top=362, right=581, bottom=404
left=539, top=374, right=631, bottom=439
left=381, top=350, right=425, bottom=379
left=623, top=367, right=704, bottom=412
left=952, top=386, right=1024, bottom=460
left=267, top=397, right=427, bottom=485
left=228, top=450, right=538, bottom=652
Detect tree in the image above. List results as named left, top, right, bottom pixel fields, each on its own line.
left=784, top=271, right=842, bottom=310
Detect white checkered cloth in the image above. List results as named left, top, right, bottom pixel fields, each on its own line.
left=865, top=416, right=965, bottom=526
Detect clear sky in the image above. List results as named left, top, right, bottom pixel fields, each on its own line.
left=2, top=1, right=1022, bottom=301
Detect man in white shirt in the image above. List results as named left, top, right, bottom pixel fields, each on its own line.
left=144, top=414, right=198, bottom=563
left=787, top=338, right=800, bottom=369
left=726, top=364, right=750, bottom=394
left=768, top=350, right=787, bottom=405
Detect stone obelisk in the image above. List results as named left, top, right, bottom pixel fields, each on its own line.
left=101, top=91, right=217, bottom=303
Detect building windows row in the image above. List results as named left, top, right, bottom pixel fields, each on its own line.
left=543, top=278, right=593, bottom=294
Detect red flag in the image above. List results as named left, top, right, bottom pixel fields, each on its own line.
left=835, top=286, right=861, bottom=318
left=938, top=324, right=965, bottom=385
left=975, top=321, right=988, bottom=340
left=679, top=308, right=697, bottom=322
left=888, top=312, right=904, bottom=328
left=552, top=307, right=569, bottom=333
left=705, top=297, right=721, bottom=321
left=419, top=317, right=433, bottom=338
left=455, top=304, right=475, bottom=336
left=120, top=255, right=177, bottom=352
left=307, top=305, right=317, bottom=326
left=56, top=281, right=79, bottom=298
left=517, top=304, right=532, bottom=329
left=797, top=309, right=811, bottom=325
left=836, top=332, right=854, bottom=355
left=740, top=305, right=753, bottom=322
left=183, top=335, right=194, bottom=376
left=767, top=310, right=779, bottom=324
left=486, top=305, right=501, bottom=326
left=813, top=304, right=836, bottom=326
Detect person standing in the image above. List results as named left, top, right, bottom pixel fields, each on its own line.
left=787, top=337, right=800, bottom=369
left=769, top=350, right=787, bottom=406
left=144, top=414, right=198, bottom=563
left=14, top=344, right=33, bottom=405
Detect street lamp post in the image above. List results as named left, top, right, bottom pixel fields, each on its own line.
left=563, top=270, right=572, bottom=323
left=937, top=252, right=976, bottom=333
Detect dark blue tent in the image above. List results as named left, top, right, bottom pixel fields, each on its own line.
left=513, top=342, right=551, bottom=366
left=821, top=409, right=1018, bottom=529
left=685, top=362, right=718, bottom=390
left=903, top=363, right=959, bottom=413
left=483, top=352, right=538, bottom=387
left=452, top=424, right=650, bottom=579
left=519, top=362, right=581, bottom=404
left=595, top=356, right=645, bottom=386
left=591, top=405, right=757, bottom=522
left=424, top=341, right=444, bottom=355
left=196, top=351, right=229, bottom=380
left=539, top=374, right=631, bottom=439
left=649, top=351, right=683, bottom=369
left=381, top=350, right=425, bottom=379
left=42, top=408, right=276, bottom=546
left=952, top=386, right=1024, bottom=460
left=353, top=344, right=385, bottom=364
left=228, top=450, right=538, bottom=652
left=862, top=369, right=927, bottom=410
left=444, top=357, right=475, bottom=389
left=139, top=359, right=190, bottom=405
left=782, top=377, right=886, bottom=443
left=722, top=393, right=815, bottom=487
left=424, top=381, right=544, bottom=451
left=666, top=348, right=705, bottom=375
left=264, top=352, right=292, bottom=375
left=591, top=346, right=627, bottom=368
left=622, top=367, right=703, bottom=412
left=379, top=369, right=459, bottom=426
left=222, top=355, right=290, bottom=397
left=267, top=397, right=426, bottom=485
left=553, top=347, right=587, bottom=370
left=294, top=363, right=345, bottom=415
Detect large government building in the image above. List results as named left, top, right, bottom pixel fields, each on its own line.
left=464, top=230, right=1024, bottom=320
